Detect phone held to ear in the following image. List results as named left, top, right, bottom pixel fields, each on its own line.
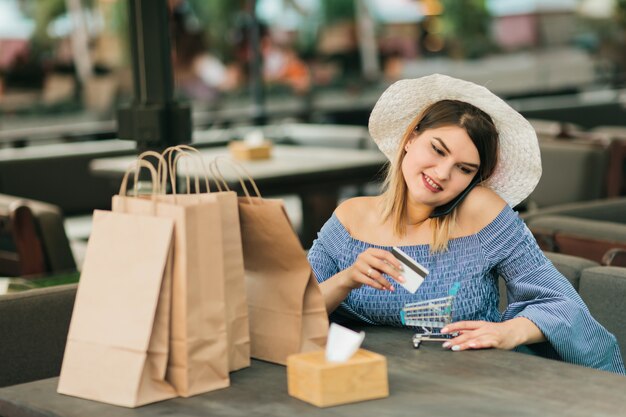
left=429, top=175, right=481, bottom=218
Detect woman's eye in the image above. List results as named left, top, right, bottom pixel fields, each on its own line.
left=459, top=166, right=473, bottom=174
left=431, top=144, right=445, bottom=156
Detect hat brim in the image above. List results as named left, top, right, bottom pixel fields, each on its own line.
left=368, top=74, right=541, bottom=207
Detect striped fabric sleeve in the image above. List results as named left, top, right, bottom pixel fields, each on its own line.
left=480, top=206, right=626, bottom=375
left=307, top=214, right=343, bottom=284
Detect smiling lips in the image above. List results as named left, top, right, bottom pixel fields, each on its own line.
left=422, top=173, right=443, bottom=192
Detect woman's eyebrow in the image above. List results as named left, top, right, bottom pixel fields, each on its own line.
left=433, top=137, right=480, bottom=168
left=433, top=137, right=451, bottom=153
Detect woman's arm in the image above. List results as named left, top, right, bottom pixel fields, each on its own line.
left=459, top=190, right=624, bottom=373
left=319, top=248, right=405, bottom=313
left=319, top=270, right=353, bottom=313
left=309, top=198, right=405, bottom=314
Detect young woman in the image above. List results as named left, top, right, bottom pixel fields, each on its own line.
left=307, top=74, right=625, bottom=374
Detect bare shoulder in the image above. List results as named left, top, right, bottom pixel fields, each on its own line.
left=335, top=196, right=380, bottom=233
left=456, top=185, right=507, bottom=234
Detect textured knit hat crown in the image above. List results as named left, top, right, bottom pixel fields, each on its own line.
left=368, top=74, right=541, bottom=207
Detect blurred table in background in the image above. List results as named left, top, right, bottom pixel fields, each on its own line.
left=0, top=114, right=116, bottom=148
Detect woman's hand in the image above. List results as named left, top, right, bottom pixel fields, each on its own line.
left=440, top=317, right=545, bottom=351
left=343, top=248, right=406, bottom=291
left=320, top=248, right=407, bottom=313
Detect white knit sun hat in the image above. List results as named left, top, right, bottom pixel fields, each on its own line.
left=368, top=73, right=542, bottom=207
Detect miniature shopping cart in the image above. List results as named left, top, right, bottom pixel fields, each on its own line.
left=400, top=282, right=461, bottom=348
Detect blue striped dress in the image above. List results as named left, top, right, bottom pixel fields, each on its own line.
left=307, top=204, right=626, bottom=375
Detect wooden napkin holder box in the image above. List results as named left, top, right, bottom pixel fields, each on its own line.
left=286, top=349, right=388, bottom=407
left=228, top=140, right=272, bottom=160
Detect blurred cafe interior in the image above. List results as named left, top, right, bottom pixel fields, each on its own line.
left=1, top=0, right=626, bottom=404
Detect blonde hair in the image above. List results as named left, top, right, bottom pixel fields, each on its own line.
left=379, top=100, right=499, bottom=253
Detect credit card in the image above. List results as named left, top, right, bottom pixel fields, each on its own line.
left=391, top=246, right=428, bottom=293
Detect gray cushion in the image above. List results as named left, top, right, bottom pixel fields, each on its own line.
left=522, top=197, right=626, bottom=224
left=545, top=252, right=599, bottom=290
left=528, top=141, right=609, bottom=208
left=0, top=284, right=77, bottom=387
left=526, top=216, right=626, bottom=243
left=578, top=267, right=626, bottom=361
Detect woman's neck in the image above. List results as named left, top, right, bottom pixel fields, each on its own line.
left=405, top=202, right=433, bottom=226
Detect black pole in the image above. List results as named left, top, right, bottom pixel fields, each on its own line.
left=117, top=0, right=191, bottom=151
left=247, top=0, right=266, bottom=126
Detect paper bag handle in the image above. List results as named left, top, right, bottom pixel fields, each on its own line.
left=171, top=152, right=202, bottom=195
left=162, top=145, right=211, bottom=195
left=207, top=160, right=228, bottom=193
left=209, top=156, right=262, bottom=204
left=136, top=150, right=168, bottom=194
left=118, top=160, right=160, bottom=197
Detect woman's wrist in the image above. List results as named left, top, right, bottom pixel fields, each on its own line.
left=319, top=270, right=358, bottom=313
left=339, top=268, right=361, bottom=291
left=506, top=317, right=546, bottom=347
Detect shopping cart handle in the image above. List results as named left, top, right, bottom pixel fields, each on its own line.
left=411, top=332, right=460, bottom=349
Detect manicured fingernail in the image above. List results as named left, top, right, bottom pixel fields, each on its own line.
left=451, top=345, right=461, bottom=352
left=398, top=265, right=404, bottom=271
left=389, top=285, right=395, bottom=292
left=441, top=327, right=449, bottom=334
left=442, top=341, right=451, bottom=349
left=397, top=275, right=405, bottom=283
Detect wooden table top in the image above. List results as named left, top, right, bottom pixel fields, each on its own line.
left=1, top=325, right=625, bottom=417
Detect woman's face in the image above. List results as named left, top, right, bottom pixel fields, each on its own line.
left=401, top=125, right=480, bottom=208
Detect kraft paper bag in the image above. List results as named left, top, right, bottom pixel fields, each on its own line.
left=166, top=146, right=250, bottom=372
left=210, top=191, right=250, bottom=371
left=149, top=191, right=250, bottom=372
left=238, top=196, right=328, bottom=365
left=112, top=192, right=230, bottom=397
left=57, top=210, right=177, bottom=407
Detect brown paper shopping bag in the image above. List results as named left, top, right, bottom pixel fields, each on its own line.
left=165, top=146, right=250, bottom=372
left=57, top=207, right=177, bottom=407
left=210, top=158, right=328, bottom=365
left=237, top=196, right=329, bottom=365
left=112, top=151, right=230, bottom=397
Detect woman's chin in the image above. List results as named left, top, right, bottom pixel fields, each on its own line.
left=407, top=191, right=444, bottom=207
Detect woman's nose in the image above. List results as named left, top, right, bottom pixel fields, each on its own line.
left=434, top=162, right=454, bottom=181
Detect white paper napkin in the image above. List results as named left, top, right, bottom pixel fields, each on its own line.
left=0, top=278, right=9, bottom=295
left=325, top=323, right=365, bottom=363
left=244, top=129, right=265, bottom=146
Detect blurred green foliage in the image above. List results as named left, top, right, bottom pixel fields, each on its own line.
left=440, top=0, right=495, bottom=59
left=23, top=0, right=94, bottom=49
left=1, top=271, right=80, bottom=294
left=187, top=0, right=241, bottom=61
left=617, top=0, right=626, bottom=28
left=320, top=0, right=354, bottom=24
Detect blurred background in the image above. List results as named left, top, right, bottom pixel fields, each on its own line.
left=2, top=0, right=626, bottom=129
left=2, top=0, right=626, bottom=277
